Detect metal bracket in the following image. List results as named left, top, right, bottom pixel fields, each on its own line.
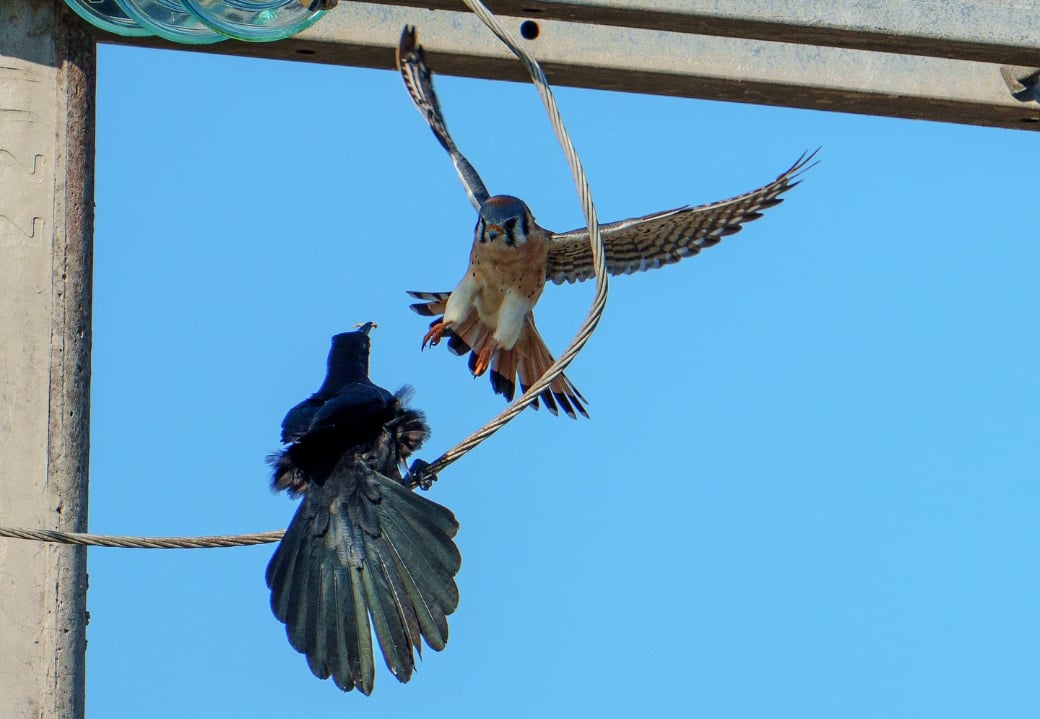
left=1001, top=66, right=1040, bottom=104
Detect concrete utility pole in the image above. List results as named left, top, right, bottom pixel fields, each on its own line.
left=0, top=1, right=95, bottom=717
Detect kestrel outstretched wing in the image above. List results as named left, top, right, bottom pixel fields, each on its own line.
left=397, top=26, right=490, bottom=211
left=545, top=150, right=818, bottom=285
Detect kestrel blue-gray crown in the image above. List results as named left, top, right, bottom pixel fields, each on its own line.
left=479, top=195, right=528, bottom=222
left=477, top=195, right=531, bottom=245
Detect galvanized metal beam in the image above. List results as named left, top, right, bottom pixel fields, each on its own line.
left=387, top=1, right=1040, bottom=67
left=100, top=2, right=1040, bottom=131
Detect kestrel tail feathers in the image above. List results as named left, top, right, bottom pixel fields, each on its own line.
left=408, top=291, right=588, bottom=418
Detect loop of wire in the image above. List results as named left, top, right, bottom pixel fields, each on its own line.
left=409, top=0, right=609, bottom=486
left=0, top=0, right=608, bottom=548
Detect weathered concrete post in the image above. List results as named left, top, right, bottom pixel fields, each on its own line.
left=0, top=2, right=95, bottom=717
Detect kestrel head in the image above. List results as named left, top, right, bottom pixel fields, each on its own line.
left=476, top=195, right=532, bottom=247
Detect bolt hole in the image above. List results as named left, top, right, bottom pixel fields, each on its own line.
left=520, top=20, right=540, bottom=40
left=1020, top=116, right=1040, bottom=123
left=295, top=48, right=316, bottom=55
left=522, top=6, right=543, bottom=12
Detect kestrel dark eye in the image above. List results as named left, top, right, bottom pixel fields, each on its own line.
left=502, top=217, right=519, bottom=245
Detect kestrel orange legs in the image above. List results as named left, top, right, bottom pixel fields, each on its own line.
left=422, top=320, right=449, bottom=349
left=471, top=342, right=496, bottom=377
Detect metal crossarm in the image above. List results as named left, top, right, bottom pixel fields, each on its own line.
left=101, top=1, right=1040, bottom=130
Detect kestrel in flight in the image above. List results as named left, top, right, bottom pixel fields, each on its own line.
left=398, top=26, right=816, bottom=419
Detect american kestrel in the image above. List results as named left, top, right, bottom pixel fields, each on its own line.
left=398, top=26, right=816, bottom=419
left=267, top=323, right=460, bottom=694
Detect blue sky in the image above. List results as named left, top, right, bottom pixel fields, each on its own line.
left=87, top=35, right=1039, bottom=718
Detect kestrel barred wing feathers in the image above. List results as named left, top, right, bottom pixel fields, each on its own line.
left=397, top=25, right=490, bottom=211
left=545, top=150, right=818, bottom=284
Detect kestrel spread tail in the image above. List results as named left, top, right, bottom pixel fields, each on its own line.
left=267, top=326, right=461, bottom=694
left=409, top=291, right=588, bottom=419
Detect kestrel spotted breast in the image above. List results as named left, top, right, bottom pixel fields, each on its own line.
left=398, top=26, right=816, bottom=419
